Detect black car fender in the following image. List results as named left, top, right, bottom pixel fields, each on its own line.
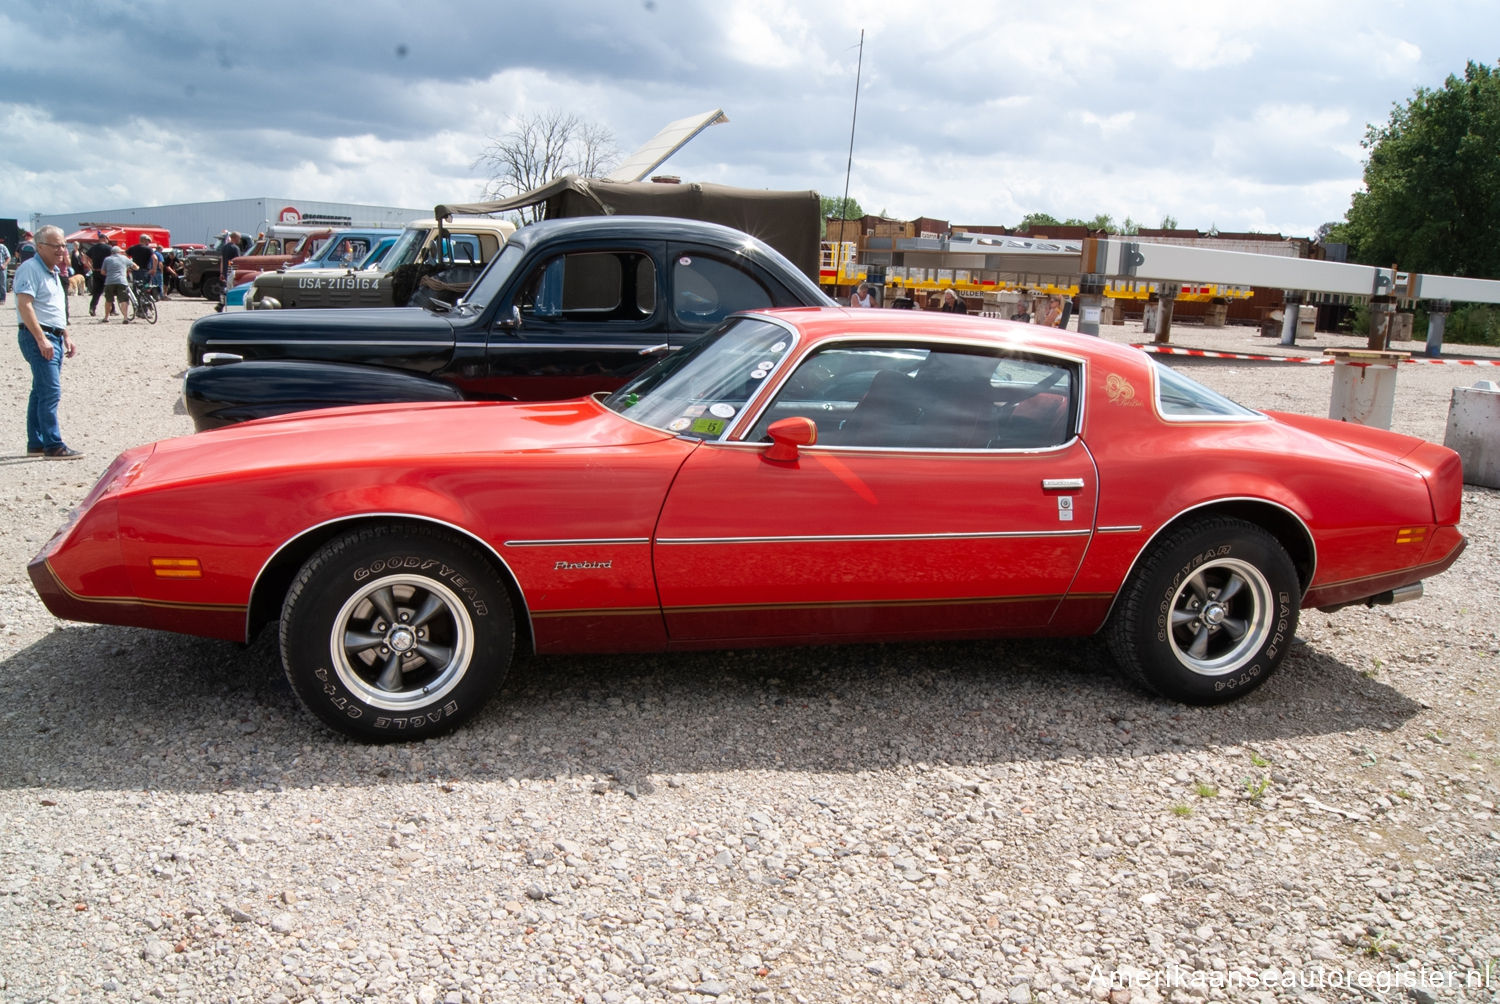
left=184, top=359, right=467, bottom=431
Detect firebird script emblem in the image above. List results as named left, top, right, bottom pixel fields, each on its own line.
left=555, top=560, right=612, bottom=571
left=1105, top=373, right=1141, bottom=406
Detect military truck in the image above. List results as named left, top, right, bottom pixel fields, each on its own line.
left=247, top=217, right=517, bottom=310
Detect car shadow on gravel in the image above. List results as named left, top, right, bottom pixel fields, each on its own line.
left=0, top=624, right=1422, bottom=794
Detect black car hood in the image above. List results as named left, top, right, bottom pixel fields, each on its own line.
left=188, top=307, right=464, bottom=365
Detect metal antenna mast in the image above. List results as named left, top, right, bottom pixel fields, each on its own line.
left=839, top=29, right=864, bottom=222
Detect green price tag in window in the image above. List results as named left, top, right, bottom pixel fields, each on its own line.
left=690, top=417, right=726, bottom=436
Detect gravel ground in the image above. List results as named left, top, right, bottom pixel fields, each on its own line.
left=1, top=296, right=1498, bottom=1004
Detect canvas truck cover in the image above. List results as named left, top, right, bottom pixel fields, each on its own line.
left=435, top=175, right=821, bottom=280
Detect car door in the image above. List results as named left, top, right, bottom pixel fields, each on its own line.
left=652, top=342, right=1098, bottom=644
left=482, top=241, right=669, bottom=400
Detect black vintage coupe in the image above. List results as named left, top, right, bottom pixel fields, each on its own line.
left=184, top=217, right=833, bottom=430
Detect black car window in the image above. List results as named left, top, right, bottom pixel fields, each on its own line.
left=748, top=345, right=1077, bottom=450
left=673, top=253, right=774, bottom=330
left=517, top=250, right=657, bottom=324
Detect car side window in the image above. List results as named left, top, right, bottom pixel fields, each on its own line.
left=517, top=251, right=657, bottom=324
left=673, top=254, right=774, bottom=330
left=748, top=345, right=1076, bottom=450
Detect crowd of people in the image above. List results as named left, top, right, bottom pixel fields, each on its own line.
left=845, top=281, right=1070, bottom=326
left=0, top=229, right=186, bottom=321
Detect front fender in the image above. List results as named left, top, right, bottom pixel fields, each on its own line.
left=184, top=359, right=465, bottom=431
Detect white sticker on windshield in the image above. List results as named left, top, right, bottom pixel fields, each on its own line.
left=751, top=369, right=768, bottom=379
left=771, top=341, right=787, bottom=352
left=679, top=256, right=692, bottom=266
left=709, top=403, right=736, bottom=419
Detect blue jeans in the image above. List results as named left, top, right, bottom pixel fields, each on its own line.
left=18, top=326, right=66, bottom=452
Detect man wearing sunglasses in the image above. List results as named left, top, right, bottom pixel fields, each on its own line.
left=14, top=225, right=82, bottom=460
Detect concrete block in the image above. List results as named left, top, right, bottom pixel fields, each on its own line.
left=1444, top=380, right=1500, bottom=488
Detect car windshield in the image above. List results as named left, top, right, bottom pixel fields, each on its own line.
left=380, top=227, right=432, bottom=271
left=1152, top=359, right=1262, bottom=419
left=459, top=242, right=525, bottom=310
left=603, top=317, right=794, bottom=439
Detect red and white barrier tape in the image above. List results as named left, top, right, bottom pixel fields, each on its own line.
left=1133, top=345, right=1333, bottom=364
left=1132, top=344, right=1500, bottom=366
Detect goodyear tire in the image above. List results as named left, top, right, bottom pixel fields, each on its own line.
left=280, top=525, right=514, bottom=741
left=1106, top=517, right=1298, bottom=704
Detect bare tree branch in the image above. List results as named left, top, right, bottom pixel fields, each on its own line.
left=474, top=109, right=619, bottom=223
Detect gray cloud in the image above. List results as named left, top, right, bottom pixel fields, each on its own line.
left=2, top=0, right=1495, bottom=237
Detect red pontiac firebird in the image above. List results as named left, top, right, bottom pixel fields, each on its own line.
left=30, top=308, right=1466, bottom=741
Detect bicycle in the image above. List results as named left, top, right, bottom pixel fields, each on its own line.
left=126, top=279, right=159, bottom=325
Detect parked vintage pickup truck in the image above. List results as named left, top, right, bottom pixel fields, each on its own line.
left=183, top=216, right=833, bottom=430
left=246, top=217, right=517, bottom=310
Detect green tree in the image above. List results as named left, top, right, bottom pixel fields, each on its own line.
left=1018, top=212, right=1062, bottom=230
left=1344, top=60, right=1500, bottom=276
left=1159, top=214, right=1178, bottom=230
left=821, top=196, right=864, bottom=220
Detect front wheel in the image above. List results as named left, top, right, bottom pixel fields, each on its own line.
left=138, top=297, right=158, bottom=324
left=201, top=275, right=224, bottom=300
left=280, top=525, right=515, bottom=741
left=1106, top=517, right=1299, bottom=704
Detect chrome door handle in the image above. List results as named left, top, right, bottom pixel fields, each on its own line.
left=1042, top=478, right=1085, bottom=490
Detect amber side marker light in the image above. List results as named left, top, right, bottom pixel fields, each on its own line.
left=151, top=558, right=203, bottom=579
left=1394, top=528, right=1428, bottom=545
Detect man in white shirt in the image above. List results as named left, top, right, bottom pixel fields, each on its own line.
left=14, top=226, right=81, bottom=459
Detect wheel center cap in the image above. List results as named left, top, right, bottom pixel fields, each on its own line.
left=387, top=626, right=417, bottom=653
left=1202, top=602, right=1226, bottom=627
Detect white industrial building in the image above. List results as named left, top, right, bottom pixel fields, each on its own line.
left=32, top=197, right=429, bottom=247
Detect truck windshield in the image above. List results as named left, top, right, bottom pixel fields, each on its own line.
left=380, top=227, right=432, bottom=271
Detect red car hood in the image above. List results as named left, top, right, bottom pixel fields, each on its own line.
left=142, top=397, right=671, bottom=484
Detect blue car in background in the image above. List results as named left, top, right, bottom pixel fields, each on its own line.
left=285, top=228, right=402, bottom=271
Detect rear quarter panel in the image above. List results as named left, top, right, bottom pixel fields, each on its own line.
left=1067, top=356, right=1449, bottom=624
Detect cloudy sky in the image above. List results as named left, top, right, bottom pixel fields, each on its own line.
left=2, top=0, right=1494, bottom=238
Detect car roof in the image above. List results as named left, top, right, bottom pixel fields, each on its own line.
left=747, top=307, right=1150, bottom=364
left=510, top=215, right=785, bottom=250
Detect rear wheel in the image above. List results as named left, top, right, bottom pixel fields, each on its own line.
left=280, top=525, right=515, bottom=741
left=1106, top=517, right=1299, bottom=704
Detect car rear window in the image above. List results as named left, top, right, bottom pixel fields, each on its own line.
left=1152, top=359, right=1262, bottom=420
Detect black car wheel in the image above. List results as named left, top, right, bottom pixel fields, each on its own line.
left=1106, top=517, right=1298, bottom=704
left=201, top=275, right=224, bottom=300
left=280, top=525, right=514, bottom=741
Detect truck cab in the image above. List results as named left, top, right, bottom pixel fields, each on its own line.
left=247, top=217, right=517, bottom=310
